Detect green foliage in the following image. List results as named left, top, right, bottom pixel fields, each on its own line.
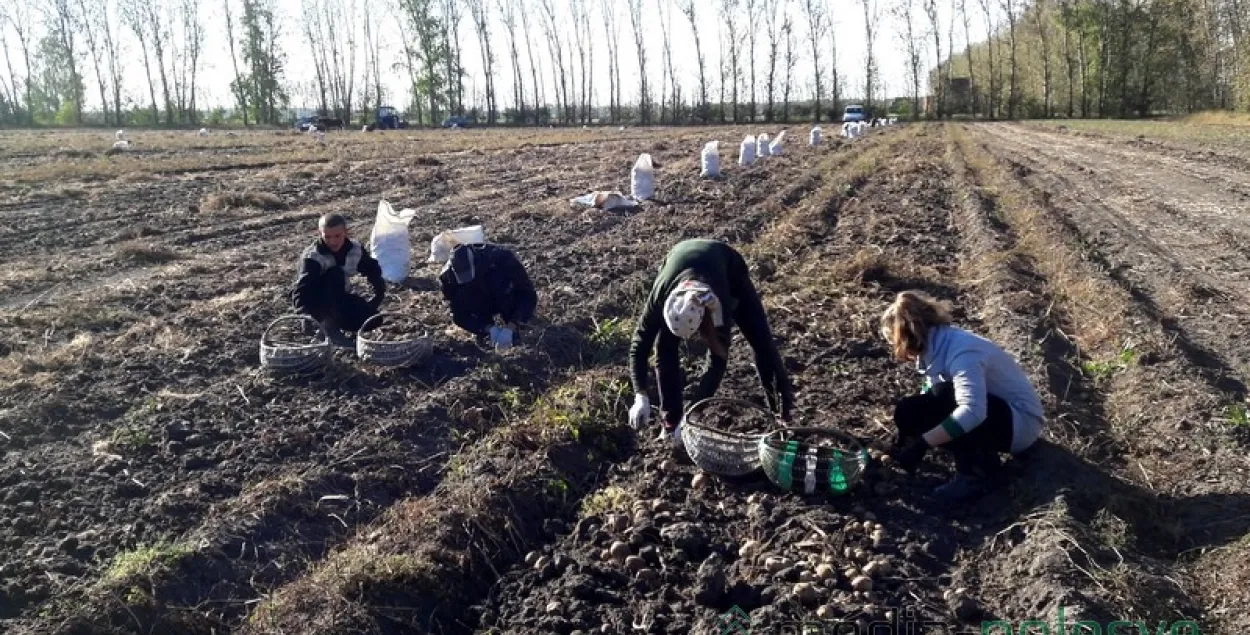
left=103, top=543, right=191, bottom=584
left=1226, top=403, right=1249, bottom=428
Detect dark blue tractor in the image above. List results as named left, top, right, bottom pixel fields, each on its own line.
left=375, top=106, right=408, bottom=129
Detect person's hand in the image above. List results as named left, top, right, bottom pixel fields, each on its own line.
left=895, top=439, right=930, bottom=472
left=628, top=394, right=651, bottom=429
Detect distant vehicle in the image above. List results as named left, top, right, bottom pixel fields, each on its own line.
left=296, top=115, right=345, bottom=131
left=376, top=106, right=409, bottom=129
left=842, top=105, right=867, bottom=123
left=442, top=115, right=472, bottom=129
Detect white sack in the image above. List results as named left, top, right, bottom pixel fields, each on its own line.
left=739, top=135, right=756, bottom=165
left=770, top=130, right=786, bottom=155
left=810, top=126, right=822, bottom=146
left=701, top=141, right=721, bottom=178
left=632, top=153, right=655, bottom=200
left=370, top=200, right=419, bottom=283
left=756, top=133, right=771, bottom=157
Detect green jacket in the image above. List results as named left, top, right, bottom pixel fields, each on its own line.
left=629, top=239, right=793, bottom=424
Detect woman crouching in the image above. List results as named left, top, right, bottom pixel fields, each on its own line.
left=881, top=290, right=1045, bottom=502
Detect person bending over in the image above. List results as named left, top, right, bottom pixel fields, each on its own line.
left=881, top=290, right=1045, bottom=502
left=628, top=238, right=794, bottom=448
left=291, top=213, right=386, bottom=346
left=438, top=242, right=537, bottom=349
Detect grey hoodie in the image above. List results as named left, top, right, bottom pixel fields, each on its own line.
left=918, top=325, right=1045, bottom=453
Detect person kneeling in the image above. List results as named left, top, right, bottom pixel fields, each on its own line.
left=290, top=214, right=387, bottom=347
left=881, top=290, right=1045, bottom=502
left=438, top=242, right=537, bottom=349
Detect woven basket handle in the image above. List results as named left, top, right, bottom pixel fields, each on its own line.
left=262, top=314, right=324, bottom=345
left=359, top=312, right=388, bottom=334
left=683, top=397, right=775, bottom=423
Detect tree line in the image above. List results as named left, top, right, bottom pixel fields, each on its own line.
left=2, top=0, right=1248, bottom=128
left=921, top=0, right=1250, bottom=119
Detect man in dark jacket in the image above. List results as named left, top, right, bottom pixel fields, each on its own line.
left=291, top=214, right=387, bottom=346
left=628, top=238, right=794, bottom=447
left=438, top=242, right=537, bottom=348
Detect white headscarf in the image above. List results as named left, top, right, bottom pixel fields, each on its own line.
left=663, top=280, right=724, bottom=339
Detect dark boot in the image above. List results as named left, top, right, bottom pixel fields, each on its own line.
left=321, top=320, right=354, bottom=349
left=934, top=452, right=1001, bottom=502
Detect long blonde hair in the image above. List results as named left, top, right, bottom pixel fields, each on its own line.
left=880, top=290, right=954, bottom=361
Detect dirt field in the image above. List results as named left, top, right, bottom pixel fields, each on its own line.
left=1, top=122, right=1247, bottom=635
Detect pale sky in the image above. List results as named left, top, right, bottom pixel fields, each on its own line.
left=0, top=0, right=982, bottom=116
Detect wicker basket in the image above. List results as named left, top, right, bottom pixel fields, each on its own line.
left=680, top=398, right=772, bottom=476
left=355, top=313, right=433, bottom=368
left=259, top=315, right=331, bottom=375
left=759, top=426, right=870, bottom=495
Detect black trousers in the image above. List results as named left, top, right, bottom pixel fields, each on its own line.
left=893, top=381, right=1014, bottom=472
left=295, top=268, right=379, bottom=333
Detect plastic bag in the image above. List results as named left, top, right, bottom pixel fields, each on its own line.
left=570, top=191, right=639, bottom=210
left=631, top=153, right=655, bottom=200
left=428, top=225, right=487, bottom=263
left=809, top=126, right=822, bottom=146
left=700, top=141, right=721, bottom=178
left=370, top=200, right=419, bottom=283
left=739, top=135, right=756, bottom=165
left=769, top=130, right=786, bottom=155
left=756, top=133, right=771, bottom=157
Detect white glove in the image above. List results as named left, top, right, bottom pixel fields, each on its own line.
left=489, top=326, right=514, bottom=349
left=629, top=394, right=651, bottom=429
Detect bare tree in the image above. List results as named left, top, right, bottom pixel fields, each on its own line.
left=860, top=0, right=881, bottom=113
left=893, top=0, right=922, bottom=118
left=717, top=14, right=729, bottom=122
left=1001, top=0, right=1018, bottom=118
left=47, top=0, right=85, bottom=123
left=570, top=0, right=594, bottom=122
left=923, top=0, right=942, bottom=117
left=441, top=0, right=464, bottom=115
left=1, top=1, right=36, bottom=124
left=466, top=0, right=496, bottom=123
left=745, top=0, right=760, bottom=121
left=498, top=0, right=524, bottom=122
left=73, top=0, right=112, bottom=123
left=600, top=0, right=620, bottom=123
left=656, top=0, right=680, bottom=123
left=829, top=1, right=840, bottom=115
left=538, top=0, right=570, bottom=122
left=959, top=0, right=976, bottom=115
left=763, top=0, right=782, bottom=121
left=799, top=0, right=827, bottom=121
left=520, top=0, right=545, bottom=122
left=222, top=0, right=248, bottom=124
left=626, top=0, right=650, bottom=123
left=362, top=0, right=384, bottom=122
left=680, top=0, right=710, bottom=121
left=781, top=8, right=795, bottom=120
left=975, top=0, right=998, bottom=117
left=1059, top=0, right=1076, bottom=117
left=1032, top=0, right=1053, bottom=117
left=721, top=0, right=744, bottom=122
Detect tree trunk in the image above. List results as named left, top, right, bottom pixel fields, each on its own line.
left=1033, top=0, right=1052, bottom=117
left=960, top=0, right=976, bottom=116
left=682, top=1, right=710, bottom=122
left=782, top=11, right=793, bottom=121
left=862, top=0, right=879, bottom=113
left=801, top=0, right=825, bottom=122
left=977, top=0, right=997, bottom=117
left=627, top=0, right=650, bottom=124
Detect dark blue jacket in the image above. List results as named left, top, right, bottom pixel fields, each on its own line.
left=439, top=243, right=537, bottom=335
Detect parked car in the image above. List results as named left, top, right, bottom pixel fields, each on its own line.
left=296, top=115, right=346, bottom=131
left=442, top=115, right=472, bottom=128
left=842, top=104, right=867, bottom=123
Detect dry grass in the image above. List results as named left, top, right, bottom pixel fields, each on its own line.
left=200, top=189, right=287, bottom=212
left=114, top=240, right=182, bottom=264
left=1030, top=118, right=1250, bottom=149
left=952, top=125, right=1131, bottom=355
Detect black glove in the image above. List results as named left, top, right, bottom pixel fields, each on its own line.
left=895, top=439, right=930, bottom=472
left=368, top=295, right=383, bottom=311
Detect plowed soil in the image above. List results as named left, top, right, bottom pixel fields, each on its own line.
left=1, top=123, right=1247, bottom=635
